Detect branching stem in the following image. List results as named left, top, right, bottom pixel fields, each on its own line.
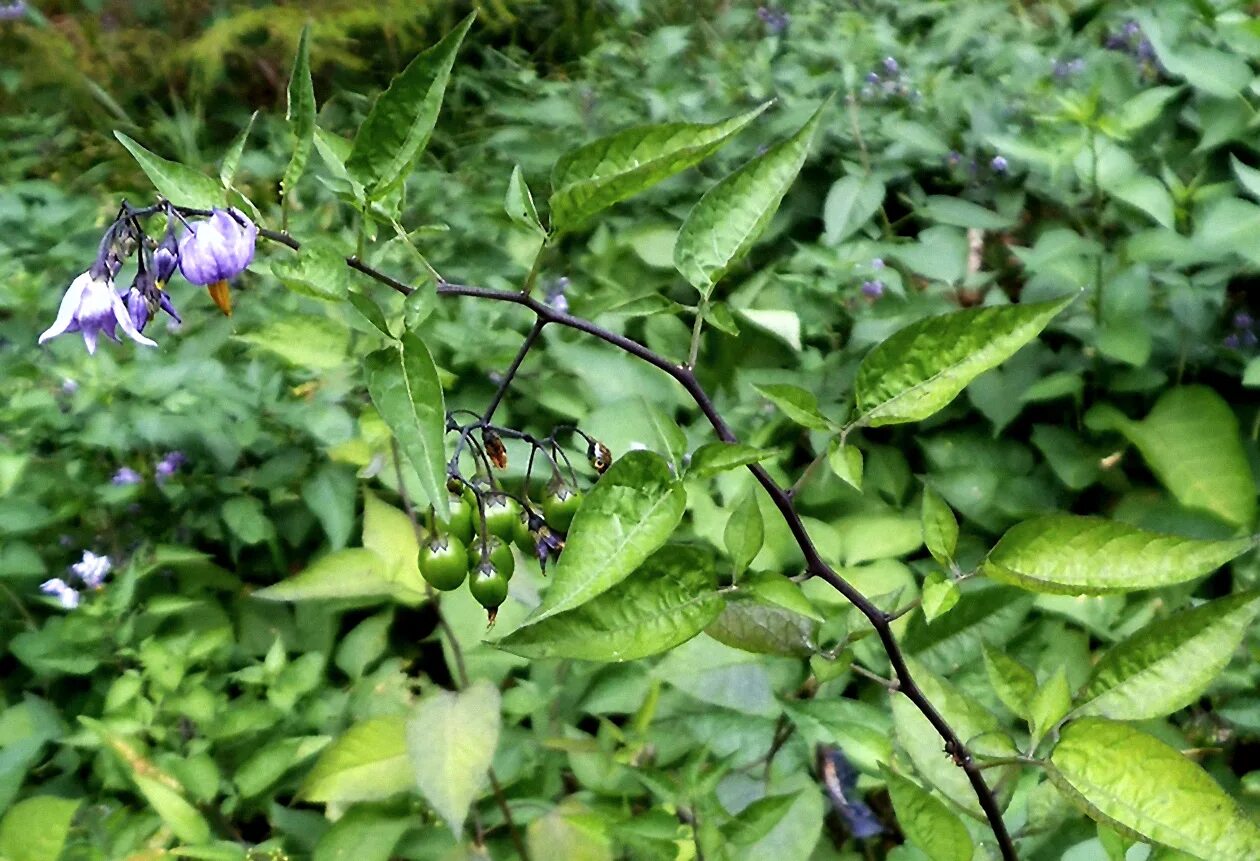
left=263, top=230, right=1021, bottom=861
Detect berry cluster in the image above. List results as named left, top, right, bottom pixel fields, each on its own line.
left=417, top=416, right=612, bottom=624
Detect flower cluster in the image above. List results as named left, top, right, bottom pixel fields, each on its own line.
left=756, top=6, right=789, bottom=35
left=860, top=56, right=919, bottom=103
left=40, top=550, right=112, bottom=609
left=1224, top=312, right=1257, bottom=351
left=1105, top=21, right=1161, bottom=79
left=861, top=258, right=886, bottom=300
left=110, top=450, right=187, bottom=486
left=39, top=203, right=257, bottom=355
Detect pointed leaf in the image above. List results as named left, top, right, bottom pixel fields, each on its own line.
left=827, top=440, right=863, bottom=491
left=1085, top=386, right=1256, bottom=527
left=822, top=174, right=885, bottom=245
left=981, top=514, right=1251, bottom=595
left=133, top=776, right=211, bottom=845
left=1028, top=667, right=1071, bottom=748
left=675, top=101, right=827, bottom=297
left=853, top=294, right=1075, bottom=427
left=362, top=492, right=424, bottom=592
left=983, top=644, right=1037, bottom=719
left=0, top=796, right=80, bottom=861
left=301, top=717, right=410, bottom=803
left=346, top=13, right=474, bottom=197
left=686, top=442, right=777, bottom=478
left=921, top=486, right=958, bottom=568
left=725, top=487, right=764, bottom=575
left=505, top=165, right=544, bottom=233
left=282, top=26, right=315, bottom=201
left=253, top=548, right=401, bottom=603
left=1048, top=718, right=1260, bottom=858
left=365, top=333, right=448, bottom=521
left=1075, top=592, right=1260, bottom=720
left=705, top=595, right=818, bottom=657
left=220, top=111, right=258, bottom=188
left=548, top=102, right=769, bottom=233
left=406, top=681, right=501, bottom=835
left=752, top=383, right=834, bottom=430
left=114, top=131, right=224, bottom=209
left=495, top=546, right=722, bottom=661
left=531, top=451, right=686, bottom=622
left=884, top=771, right=973, bottom=861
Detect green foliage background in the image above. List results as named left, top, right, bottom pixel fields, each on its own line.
left=4, top=1, right=1260, bottom=859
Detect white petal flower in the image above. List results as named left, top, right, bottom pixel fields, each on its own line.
left=38, top=270, right=158, bottom=354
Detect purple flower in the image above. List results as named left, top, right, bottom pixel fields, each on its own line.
left=153, top=233, right=179, bottom=286
left=122, top=272, right=181, bottom=335
left=991, top=155, right=1009, bottom=173
left=178, top=209, right=257, bottom=316
left=1225, top=333, right=1242, bottom=349
left=534, top=527, right=565, bottom=573
left=883, top=56, right=900, bottom=75
left=756, top=6, right=789, bottom=34
left=870, top=258, right=885, bottom=271
left=39, top=270, right=158, bottom=354
left=155, top=451, right=186, bottom=481
left=112, top=467, right=142, bottom=486
left=861, top=280, right=885, bottom=299
left=71, top=550, right=112, bottom=589
left=40, top=578, right=80, bottom=609
left=61, top=378, right=78, bottom=395
left=0, top=1, right=26, bottom=21
left=1233, top=312, right=1253, bottom=330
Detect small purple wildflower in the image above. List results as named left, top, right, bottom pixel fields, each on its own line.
left=0, top=1, right=26, bottom=22
left=756, top=6, right=789, bottom=35
left=861, top=280, right=885, bottom=299
left=1233, top=312, right=1253, bottom=330
left=155, top=451, right=186, bottom=481
left=871, top=258, right=885, bottom=271
left=112, top=467, right=142, bottom=486
left=40, top=578, right=81, bottom=609
left=1225, top=333, right=1242, bottom=350
left=991, top=155, right=1009, bottom=173
left=39, top=270, right=158, bottom=354
left=882, top=56, right=899, bottom=75
left=946, top=151, right=963, bottom=168
left=61, top=378, right=78, bottom=395
left=71, top=551, right=112, bottom=589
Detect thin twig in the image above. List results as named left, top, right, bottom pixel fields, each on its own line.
left=483, top=319, right=547, bottom=424
left=262, top=233, right=1021, bottom=861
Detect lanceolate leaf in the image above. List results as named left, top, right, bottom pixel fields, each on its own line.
left=220, top=110, right=258, bottom=188
left=1085, top=386, right=1256, bottom=528
left=852, top=294, right=1075, bottom=427
left=1074, top=592, right=1260, bottom=720
left=674, top=100, right=828, bottom=297
left=1048, top=718, right=1260, bottom=858
left=494, top=546, right=722, bottom=661
left=530, top=451, right=686, bottom=622
left=346, top=13, right=474, bottom=198
left=981, top=514, right=1251, bottom=595
left=548, top=102, right=769, bottom=233
left=253, top=549, right=412, bottom=604
left=114, top=131, right=224, bottom=209
left=884, top=770, right=974, bottom=861
left=364, top=334, right=449, bottom=521
left=301, top=717, right=410, bottom=803
left=686, top=442, right=777, bottom=478
left=406, top=681, right=501, bottom=835
left=282, top=25, right=315, bottom=201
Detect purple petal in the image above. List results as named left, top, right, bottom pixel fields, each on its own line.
left=39, top=272, right=93, bottom=344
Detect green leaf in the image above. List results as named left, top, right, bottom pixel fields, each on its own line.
left=313, top=808, right=409, bottom=861
left=885, top=770, right=973, bottom=861
left=725, top=488, right=764, bottom=575
left=1075, top=592, right=1260, bottom=720
left=134, top=775, right=211, bottom=845
left=686, top=442, right=776, bottom=478
left=505, top=165, right=544, bottom=234
left=301, top=717, right=411, bottom=804
left=236, top=315, right=349, bottom=369
left=0, top=796, right=80, bottom=861
left=406, top=680, right=501, bottom=835
left=920, top=196, right=1014, bottom=230
left=531, top=451, right=686, bottom=622
left=302, top=463, right=355, bottom=550
left=705, top=594, right=818, bottom=657
left=752, top=383, right=833, bottom=430
left=270, top=240, right=352, bottom=302
left=282, top=25, right=316, bottom=201
left=981, top=514, right=1251, bottom=595
left=1136, top=14, right=1252, bottom=98
left=114, top=131, right=224, bottom=209
left=853, top=294, right=1075, bottom=427
left=362, top=492, right=424, bottom=592
left=1028, top=666, right=1071, bottom=749
left=674, top=101, right=827, bottom=297
left=346, top=13, right=474, bottom=197
left=548, top=102, right=768, bottom=234
left=365, top=333, right=449, bottom=521
left=220, top=110, right=258, bottom=188
left=494, top=546, right=722, bottom=661
left=982, top=644, right=1037, bottom=719
left=527, top=803, right=614, bottom=861
left=253, top=548, right=401, bottom=603
left=920, top=572, right=959, bottom=623
left=222, top=496, right=272, bottom=545
left=901, top=586, right=1033, bottom=676
left=1048, top=718, right=1260, bottom=858
left=1231, top=155, right=1260, bottom=203
left=654, top=635, right=779, bottom=716
left=1084, top=386, right=1256, bottom=528
left=822, top=174, right=885, bottom=245
left=827, top=440, right=863, bottom=491
left=920, top=487, right=958, bottom=568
